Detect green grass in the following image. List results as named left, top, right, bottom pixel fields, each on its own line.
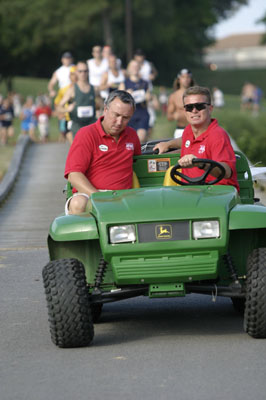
left=0, top=76, right=50, bottom=99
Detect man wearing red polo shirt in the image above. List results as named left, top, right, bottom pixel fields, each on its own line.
left=65, top=90, right=141, bottom=214
left=153, top=86, right=239, bottom=192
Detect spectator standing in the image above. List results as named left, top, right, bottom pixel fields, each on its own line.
left=167, top=68, right=194, bottom=138
left=240, top=81, right=256, bottom=111
left=20, top=96, right=37, bottom=141
left=35, top=97, right=52, bottom=143
left=0, top=97, right=14, bottom=145
left=212, top=87, right=224, bottom=109
left=59, top=61, right=96, bottom=139
left=119, top=59, right=151, bottom=143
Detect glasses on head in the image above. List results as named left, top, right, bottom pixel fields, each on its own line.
left=184, top=102, right=210, bottom=112
left=77, top=69, right=88, bottom=73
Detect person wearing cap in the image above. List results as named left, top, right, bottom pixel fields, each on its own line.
left=48, top=52, right=74, bottom=98
left=153, top=86, right=239, bottom=192
left=167, top=68, right=194, bottom=139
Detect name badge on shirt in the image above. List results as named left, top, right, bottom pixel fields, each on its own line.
left=77, top=106, right=94, bottom=118
left=132, top=89, right=146, bottom=103
left=99, top=144, right=108, bottom=152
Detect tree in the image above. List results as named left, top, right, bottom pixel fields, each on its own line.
left=0, top=0, right=248, bottom=88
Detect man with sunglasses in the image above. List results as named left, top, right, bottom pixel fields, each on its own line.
left=59, top=61, right=96, bottom=138
left=154, top=86, right=239, bottom=191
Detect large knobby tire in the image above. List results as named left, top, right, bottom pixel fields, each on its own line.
left=244, top=248, right=266, bottom=338
left=42, top=258, right=94, bottom=348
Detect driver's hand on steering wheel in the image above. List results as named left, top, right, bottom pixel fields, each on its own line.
left=178, top=154, right=197, bottom=168
left=153, top=142, right=170, bottom=154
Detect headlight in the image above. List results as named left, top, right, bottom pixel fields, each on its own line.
left=109, top=225, right=136, bottom=244
left=192, top=220, right=220, bottom=239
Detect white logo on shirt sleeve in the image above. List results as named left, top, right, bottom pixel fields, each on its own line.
left=185, top=140, right=190, bottom=148
left=99, top=144, right=108, bottom=152
left=126, top=142, right=134, bottom=151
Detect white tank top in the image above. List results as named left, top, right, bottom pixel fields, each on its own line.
left=107, top=69, right=125, bottom=87
left=56, top=65, right=72, bottom=89
left=139, top=60, right=152, bottom=81
left=87, top=58, right=108, bottom=86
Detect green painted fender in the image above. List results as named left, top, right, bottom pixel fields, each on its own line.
left=49, top=213, right=99, bottom=241
left=229, top=204, right=266, bottom=230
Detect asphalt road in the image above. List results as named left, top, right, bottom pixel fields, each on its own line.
left=1, top=143, right=266, bottom=400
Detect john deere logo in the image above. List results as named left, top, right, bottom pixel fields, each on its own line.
left=156, top=224, right=172, bottom=239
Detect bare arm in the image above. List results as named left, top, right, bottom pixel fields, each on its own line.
left=48, top=72, right=58, bottom=97
left=178, top=154, right=232, bottom=179
left=68, top=172, right=99, bottom=196
left=118, top=82, right=125, bottom=90
left=153, top=138, right=182, bottom=154
left=167, top=94, right=178, bottom=121
left=99, top=71, right=108, bottom=91
left=56, top=86, right=75, bottom=113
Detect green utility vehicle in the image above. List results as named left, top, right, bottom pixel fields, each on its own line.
left=42, top=142, right=266, bottom=347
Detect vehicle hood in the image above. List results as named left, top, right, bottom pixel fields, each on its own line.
left=90, top=186, right=239, bottom=224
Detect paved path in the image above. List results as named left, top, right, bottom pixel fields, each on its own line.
left=0, top=142, right=68, bottom=250
left=1, top=142, right=266, bottom=400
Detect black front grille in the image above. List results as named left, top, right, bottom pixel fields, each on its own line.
left=137, top=221, right=189, bottom=243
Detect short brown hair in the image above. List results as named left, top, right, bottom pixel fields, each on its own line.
left=183, top=86, right=211, bottom=105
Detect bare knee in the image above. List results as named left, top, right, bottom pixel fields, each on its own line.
left=68, top=195, right=88, bottom=215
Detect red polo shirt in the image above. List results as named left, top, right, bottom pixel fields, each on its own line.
left=181, top=119, right=239, bottom=191
left=65, top=117, right=141, bottom=191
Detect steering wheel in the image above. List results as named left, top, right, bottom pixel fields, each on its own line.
left=170, top=158, right=226, bottom=186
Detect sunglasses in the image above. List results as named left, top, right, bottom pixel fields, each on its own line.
left=184, top=102, right=210, bottom=112
left=77, top=69, right=88, bottom=73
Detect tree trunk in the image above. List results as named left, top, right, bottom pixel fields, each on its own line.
left=102, top=7, right=113, bottom=47
left=125, top=0, right=133, bottom=63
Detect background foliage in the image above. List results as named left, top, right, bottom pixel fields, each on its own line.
left=0, top=0, right=249, bottom=87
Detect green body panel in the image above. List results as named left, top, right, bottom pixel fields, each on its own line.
left=149, top=283, right=185, bottom=298
left=133, top=153, right=180, bottom=187
left=47, top=150, right=266, bottom=291
left=48, top=236, right=114, bottom=286
left=49, top=213, right=99, bottom=241
left=229, top=204, right=266, bottom=229
left=89, top=185, right=238, bottom=284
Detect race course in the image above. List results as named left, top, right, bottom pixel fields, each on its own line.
left=1, top=142, right=266, bottom=400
